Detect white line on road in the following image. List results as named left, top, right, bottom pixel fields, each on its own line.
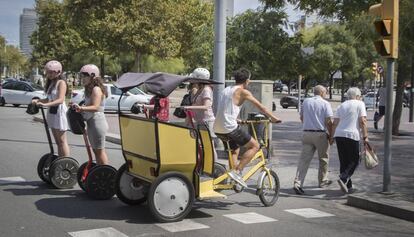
left=285, top=208, right=335, bottom=218
left=223, top=212, right=278, bottom=224
left=155, top=219, right=210, bottom=232
left=68, top=227, right=129, bottom=237
left=0, top=176, right=26, bottom=184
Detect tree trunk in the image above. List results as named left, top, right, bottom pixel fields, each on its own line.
left=392, top=63, right=407, bottom=135
left=410, top=54, right=414, bottom=122
left=328, top=73, right=334, bottom=99
left=100, top=55, right=105, bottom=77
left=341, top=74, right=346, bottom=102
left=134, top=50, right=142, bottom=72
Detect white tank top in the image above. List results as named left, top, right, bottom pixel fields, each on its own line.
left=213, top=85, right=241, bottom=134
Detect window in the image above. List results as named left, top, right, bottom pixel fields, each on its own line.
left=111, top=86, right=122, bottom=95
left=15, top=83, right=27, bottom=91
left=2, top=82, right=15, bottom=89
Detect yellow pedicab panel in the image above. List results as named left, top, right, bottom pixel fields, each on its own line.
left=157, top=123, right=197, bottom=183
left=120, top=115, right=158, bottom=182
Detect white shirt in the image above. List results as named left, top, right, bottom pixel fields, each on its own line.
left=334, top=99, right=367, bottom=141
left=214, top=85, right=241, bottom=134
left=301, top=95, right=333, bottom=131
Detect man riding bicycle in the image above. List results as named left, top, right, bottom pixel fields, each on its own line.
left=213, top=68, right=281, bottom=188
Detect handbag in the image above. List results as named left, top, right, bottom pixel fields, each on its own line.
left=173, top=93, right=192, bottom=118
left=362, top=142, right=379, bottom=169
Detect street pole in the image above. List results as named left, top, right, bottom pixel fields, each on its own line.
left=212, top=0, right=226, bottom=115
left=410, top=55, right=414, bottom=122
left=298, top=74, right=302, bottom=113
left=383, top=58, right=394, bottom=193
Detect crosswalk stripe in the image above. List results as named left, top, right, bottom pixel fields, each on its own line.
left=68, top=227, right=129, bottom=237
left=285, top=208, right=335, bottom=218
left=156, top=219, right=210, bottom=232
left=0, top=176, right=26, bottom=184
left=223, top=212, right=278, bottom=224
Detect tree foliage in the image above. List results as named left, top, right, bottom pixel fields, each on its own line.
left=226, top=9, right=295, bottom=81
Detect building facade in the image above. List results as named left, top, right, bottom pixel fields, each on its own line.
left=19, top=8, right=37, bottom=57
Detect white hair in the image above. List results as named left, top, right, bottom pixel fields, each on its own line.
left=313, top=85, right=326, bottom=95
left=346, top=87, right=361, bottom=99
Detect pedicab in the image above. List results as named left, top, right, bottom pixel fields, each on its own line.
left=114, top=72, right=280, bottom=222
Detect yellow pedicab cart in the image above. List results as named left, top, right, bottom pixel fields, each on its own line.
left=114, top=73, right=280, bottom=222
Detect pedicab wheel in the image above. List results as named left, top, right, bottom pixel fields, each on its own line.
left=116, top=164, right=148, bottom=205
left=37, top=153, right=58, bottom=184
left=77, top=162, right=96, bottom=192
left=49, top=157, right=79, bottom=189
left=147, top=172, right=195, bottom=223
left=85, top=165, right=117, bottom=200
left=258, top=170, right=280, bottom=207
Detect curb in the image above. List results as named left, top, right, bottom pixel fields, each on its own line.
left=347, top=193, right=414, bottom=222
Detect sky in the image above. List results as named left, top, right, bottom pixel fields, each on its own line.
left=0, top=0, right=302, bottom=47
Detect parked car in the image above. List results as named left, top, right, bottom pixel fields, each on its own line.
left=280, top=96, right=299, bottom=109
left=280, top=93, right=312, bottom=109
left=363, top=91, right=377, bottom=110
left=71, top=83, right=153, bottom=111
left=273, top=82, right=288, bottom=92
left=0, top=81, right=46, bottom=107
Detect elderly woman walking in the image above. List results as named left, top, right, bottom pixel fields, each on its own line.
left=332, top=87, right=369, bottom=194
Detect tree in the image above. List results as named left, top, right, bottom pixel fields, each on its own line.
left=226, top=9, right=294, bottom=81
left=31, top=0, right=85, bottom=71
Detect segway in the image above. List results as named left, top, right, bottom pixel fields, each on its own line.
left=27, top=103, right=79, bottom=189
left=67, top=107, right=117, bottom=200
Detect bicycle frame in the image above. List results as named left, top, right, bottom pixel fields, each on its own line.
left=212, top=120, right=274, bottom=190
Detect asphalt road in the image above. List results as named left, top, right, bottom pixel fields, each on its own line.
left=0, top=105, right=413, bottom=237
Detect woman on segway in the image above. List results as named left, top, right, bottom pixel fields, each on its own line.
left=71, top=64, right=109, bottom=165
left=32, top=60, right=70, bottom=157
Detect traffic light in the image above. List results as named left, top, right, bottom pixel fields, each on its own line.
left=371, top=62, right=378, bottom=75
left=368, top=0, right=399, bottom=59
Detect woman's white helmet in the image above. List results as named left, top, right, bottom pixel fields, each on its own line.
left=80, top=64, right=100, bottom=77
left=190, top=68, right=210, bottom=80
left=44, top=60, right=62, bottom=74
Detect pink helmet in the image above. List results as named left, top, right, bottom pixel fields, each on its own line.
left=80, top=64, right=100, bottom=77
left=44, top=60, right=62, bottom=73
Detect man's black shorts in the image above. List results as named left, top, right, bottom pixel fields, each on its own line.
left=379, top=106, right=385, bottom=116
left=216, top=126, right=252, bottom=150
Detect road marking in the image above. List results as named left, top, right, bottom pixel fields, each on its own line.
left=156, top=219, right=209, bottom=232
left=285, top=208, right=335, bottom=218
left=0, top=176, right=26, bottom=184
left=68, top=227, right=129, bottom=237
left=223, top=212, right=278, bottom=224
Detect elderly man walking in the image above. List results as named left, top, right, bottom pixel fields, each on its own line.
left=293, top=85, right=334, bottom=195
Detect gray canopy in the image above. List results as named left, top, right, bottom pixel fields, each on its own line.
left=114, top=72, right=222, bottom=97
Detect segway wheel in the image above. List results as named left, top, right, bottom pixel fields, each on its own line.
left=77, top=162, right=96, bottom=192
left=116, top=164, right=148, bottom=205
left=85, top=165, right=117, bottom=200
left=49, top=157, right=79, bottom=189
left=37, top=153, right=58, bottom=184
left=258, top=170, right=280, bottom=207
left=147, top=172, right=195, bottom=222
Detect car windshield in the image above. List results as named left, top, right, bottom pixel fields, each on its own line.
left=128, top=87, right=146, bottom=95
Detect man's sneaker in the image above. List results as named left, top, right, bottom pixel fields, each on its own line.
left=337, top=179, right=349, bottom=194
left=293, top=183, right=305, bottom=195
left=228, top=170, right=248, bottom=188
left=319, top=180, right=333, bottom=188
left=374, top=121, right=378, bottom=130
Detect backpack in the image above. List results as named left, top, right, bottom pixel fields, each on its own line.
left=173, top=93, right=192, bottom=118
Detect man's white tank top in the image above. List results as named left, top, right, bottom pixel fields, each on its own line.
left=213, top=85, right=241, bottom=134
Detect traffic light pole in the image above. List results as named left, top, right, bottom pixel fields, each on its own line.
left=383, top=58, right=394, bottom=193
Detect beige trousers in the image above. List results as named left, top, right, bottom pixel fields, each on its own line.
left=294, top=132, right=330, bottom=187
